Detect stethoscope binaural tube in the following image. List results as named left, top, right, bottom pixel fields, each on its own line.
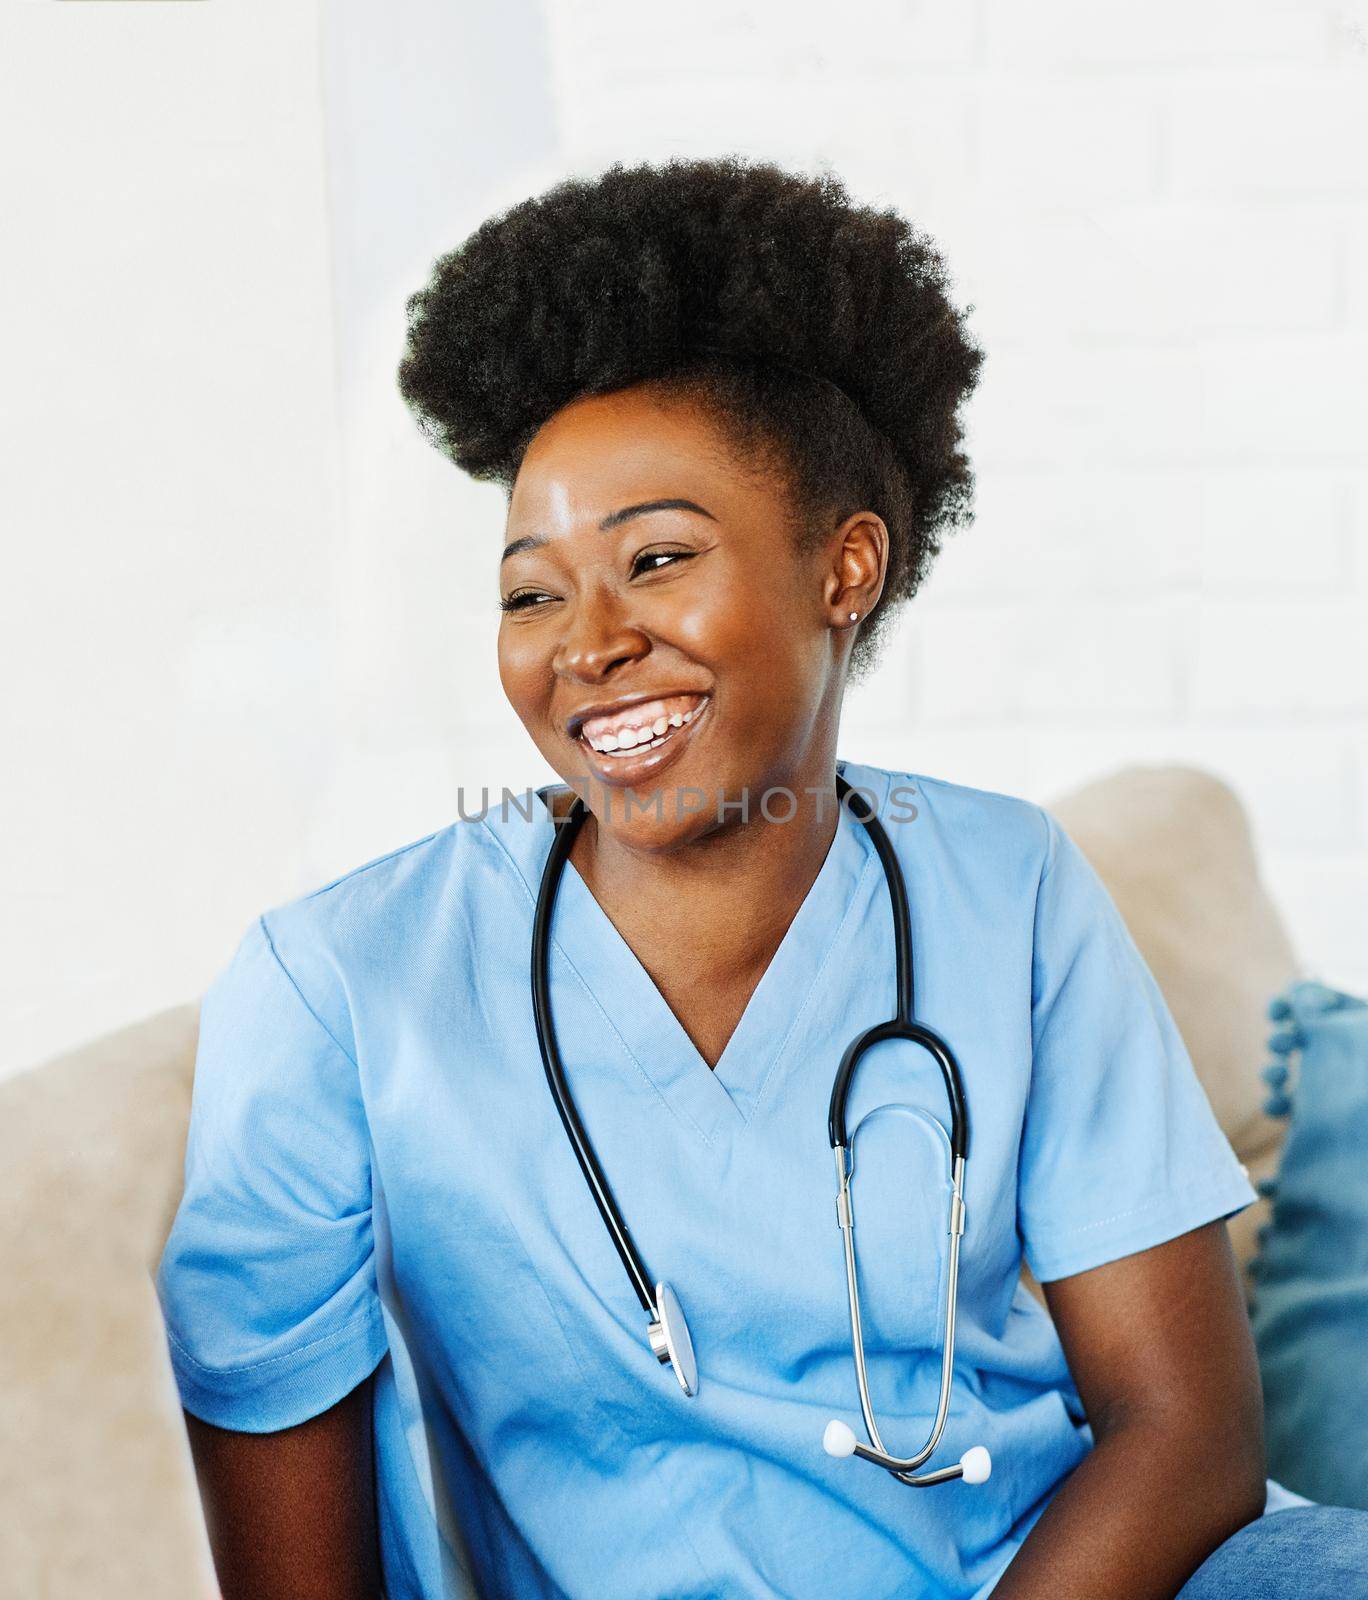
left=822, top=778, right=991, bottom=1488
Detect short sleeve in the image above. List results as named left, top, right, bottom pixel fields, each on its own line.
left=155, top=914, right=389, bottom=1432
left=1018, top=812, right=1257, bottom=1283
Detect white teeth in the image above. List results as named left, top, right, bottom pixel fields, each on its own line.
left=589, top=724, right=670, bottom=755
left=580, top=697, right=707, bottom=755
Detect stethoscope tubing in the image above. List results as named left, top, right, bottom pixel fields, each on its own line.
left=529, top=770, right=985, bottom=1484
left=827, top=779, right=969, bottom=1162
left=530, top=791, right=659, bottom=1319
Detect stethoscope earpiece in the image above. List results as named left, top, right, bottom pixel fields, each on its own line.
left=823, top=1423, right=991, bottom=1486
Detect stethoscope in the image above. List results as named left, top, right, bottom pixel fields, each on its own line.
left=530, top=772, right=992, bottom=1489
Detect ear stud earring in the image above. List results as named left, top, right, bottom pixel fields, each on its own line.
left=848, top=612, right=859, bottom=624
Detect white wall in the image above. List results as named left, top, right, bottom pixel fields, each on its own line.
left=543, top=0, right=1368, bottom=989
left=3, top=0, right=1366, bottom=1077
left=0, top=0, right=558, bottom=1076
left=311, top=0, right=557, bottom=884
left=1, top=0, right=344, bottom=1075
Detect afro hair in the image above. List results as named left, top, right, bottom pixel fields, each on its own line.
left=397, top=155, right=984, bottom=677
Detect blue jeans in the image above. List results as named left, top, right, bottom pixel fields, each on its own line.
left=1176, top=1506, right=1368, bottom=1597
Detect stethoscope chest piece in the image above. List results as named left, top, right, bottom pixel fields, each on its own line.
left=647, top=1280, right=698, bottom=1398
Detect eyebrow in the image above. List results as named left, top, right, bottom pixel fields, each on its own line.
left=500, top=498, right=717, bottom=563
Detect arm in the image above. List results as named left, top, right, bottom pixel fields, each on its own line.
left=992, top=1220, right=1266, bottom=1600
left=184, top=1370, right=382, bottom=1600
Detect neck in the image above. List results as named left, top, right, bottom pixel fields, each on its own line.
left=566, top=755, right=846, bottom=1037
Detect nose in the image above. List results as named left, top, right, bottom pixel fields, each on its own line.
left=551, top=587, right=650, bottom=685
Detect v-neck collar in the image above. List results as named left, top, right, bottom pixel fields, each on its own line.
left=483, top=761, right=889, bottom=1147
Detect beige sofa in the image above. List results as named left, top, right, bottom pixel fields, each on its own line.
left=0, top=766, right=1298, bottom=1599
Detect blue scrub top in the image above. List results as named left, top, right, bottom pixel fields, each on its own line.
left=156, top=759, right=1256, bottom=1600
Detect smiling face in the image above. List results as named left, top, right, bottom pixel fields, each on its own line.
left=498, top=382, right=884, bottom=852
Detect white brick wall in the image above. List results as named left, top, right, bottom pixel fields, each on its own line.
left=545, top=0, right=1368, bottom=992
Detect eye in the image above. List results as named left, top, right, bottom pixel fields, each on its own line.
left=498, top=589, right=556, bottom=614
left=631, top=547, right=696, bottom=578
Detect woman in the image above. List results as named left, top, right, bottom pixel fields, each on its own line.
left=156, top=157, right=1367, bottom=1599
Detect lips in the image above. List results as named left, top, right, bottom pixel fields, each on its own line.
left=569, top=691, right=716, bottom=784
left=572, top=692, right=709, bottom=755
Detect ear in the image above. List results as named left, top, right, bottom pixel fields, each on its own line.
left=822, top=510, right=888, bottom=634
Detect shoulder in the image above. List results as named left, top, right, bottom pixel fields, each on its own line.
left=266, top=818, right=460, bottom=938
left=842, top=758, right=1054, bottom=889
left=245, top=809, right=523, bottom=1050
